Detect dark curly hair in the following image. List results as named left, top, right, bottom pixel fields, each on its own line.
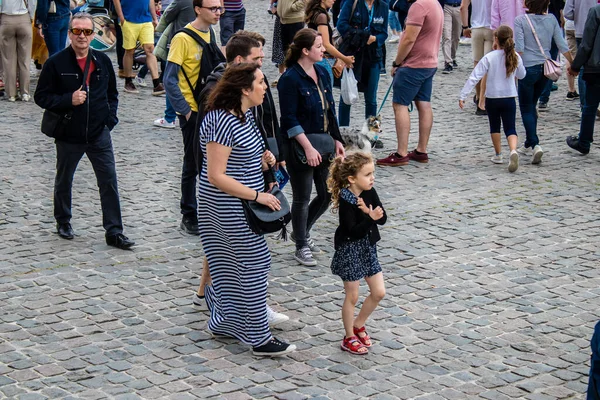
left=205, top=63, right=261, bottom=123
left=327, top=153, right=374, bottom=211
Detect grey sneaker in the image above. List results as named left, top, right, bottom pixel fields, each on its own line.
left=290, top=232, right=322, bottom=253
left=294, top=246, right=317, bottom=266
left=508, top=150, right=519, bottom=173
left=266, top=305, right=289, bottom=327
left=490, top=154, right=503, bottom=164
left=517, top=145, right=531, bottom=156
left=532, top=145, right=543, bottom=164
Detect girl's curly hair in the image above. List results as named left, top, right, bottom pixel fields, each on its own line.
left=327, top=153, right=374, bottom=211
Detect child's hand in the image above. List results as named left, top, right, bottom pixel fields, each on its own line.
left=368, top=205, right=384, bottom=221
left=357, top=198, right=370, bottom=214
left=458, top=100, right=464, bottom=109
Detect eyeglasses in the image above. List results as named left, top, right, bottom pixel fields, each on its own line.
left=201, top=6, right=225, bottom=14
left=70, top=28, right=94, bottom=36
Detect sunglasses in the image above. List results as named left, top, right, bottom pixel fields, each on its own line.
left=69, top=28, right=94, bottom=36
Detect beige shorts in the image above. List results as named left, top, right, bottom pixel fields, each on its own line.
left=471, top=27, right=494, bottom=62
left=566, top=29, right=577, bottom=59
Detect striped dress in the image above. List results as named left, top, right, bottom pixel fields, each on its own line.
left=198, top=109, right=271, bottom=347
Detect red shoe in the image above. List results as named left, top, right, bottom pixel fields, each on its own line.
left=0, top=79, right=4, bottom=90
left=353, top=326, right=372, bottom=347
left=407, top=149, right=429, bottom=163
left=376, top=152, right=409, bottom=166
left=341, top=336, right=368, bottom=355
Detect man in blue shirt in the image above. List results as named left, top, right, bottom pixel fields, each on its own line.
left=113, top=0, right=165, bottom=95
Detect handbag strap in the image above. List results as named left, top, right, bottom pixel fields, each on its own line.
left=524, top=14, right=548, bottom=60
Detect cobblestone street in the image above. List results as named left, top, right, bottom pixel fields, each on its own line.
left=1, top=3, right=600, bottom=399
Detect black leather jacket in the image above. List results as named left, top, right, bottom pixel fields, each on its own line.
left=572, top=5, right=600, bottom=77
left=34, top=47, right=119, bottom=144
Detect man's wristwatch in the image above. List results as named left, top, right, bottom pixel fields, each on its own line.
left=462, top=25, right=469, bottom=30
left=392, top=62, right=400, bottom=68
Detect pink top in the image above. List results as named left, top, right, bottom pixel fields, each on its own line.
left=402, top=0, right=443, bottom=69
left=490, top=0, right=526, bottom=30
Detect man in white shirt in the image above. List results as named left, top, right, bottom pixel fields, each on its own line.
left=461, top=0, right=493, bottom=115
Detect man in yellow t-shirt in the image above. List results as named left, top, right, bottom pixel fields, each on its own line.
left=163, top=0, right=222, bottom=235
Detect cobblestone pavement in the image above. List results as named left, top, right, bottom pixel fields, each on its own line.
left=1, top=4, right=600, bottom=399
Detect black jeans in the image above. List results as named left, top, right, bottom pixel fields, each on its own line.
left=287, top=155, right=331, bottom=250
left=114, top=17, right=124, bottom=71
left=54, top=127, right=123, bottom=236
left=177, top=112, right=198, bottom=222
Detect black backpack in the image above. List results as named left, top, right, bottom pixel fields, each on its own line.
left=177, top=27, right=226, bottom=108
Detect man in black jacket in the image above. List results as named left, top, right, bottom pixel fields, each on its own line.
left=34, top=12, right=135, bottom=249
left=567, top=4, right=600, bottom=155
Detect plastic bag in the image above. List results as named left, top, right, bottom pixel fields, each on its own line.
left=341, top=68, right=359, bottom=106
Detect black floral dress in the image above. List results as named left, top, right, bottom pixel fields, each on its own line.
left=330, top=188, right=384, bottom=282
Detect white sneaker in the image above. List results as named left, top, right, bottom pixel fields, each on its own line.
left=21, top=93, right=30, bottom=102
left=508, top=150, right=519, bottom=173
left=192, top=293, right=208, bottom=311
left=134, top=76, right=147, bottom=87
left=266, top=305, right=289, bottom=327
left=517, top=145, right=531, bottom=156
left=532, top=145, right=543, bottom=164
left=388, top=34, right=400, bottom=43
left=7, top=96, right=16, bottom=102
left=490, top=154, right=503, bottom=164
left=153, top=118, right=176, bottom=129
left=294, top=246, right=317, bottom=266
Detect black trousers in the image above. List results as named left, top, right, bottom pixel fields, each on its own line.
left=177, top=112, right=198, bottom=222
left=280, top=22, right=305, bottom=55
left=54, top=127, right=123, bottom=236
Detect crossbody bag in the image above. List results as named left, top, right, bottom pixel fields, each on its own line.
left=524, top=14, right=562, bottom=81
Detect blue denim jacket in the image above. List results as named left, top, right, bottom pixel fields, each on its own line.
left=36, top=0, right=71, bottom=24
left=337, top=0, right=389, bottom=54
left=278, top=63, right=337, bottom=139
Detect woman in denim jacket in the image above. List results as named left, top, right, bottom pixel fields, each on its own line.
left=278, top=28, right=345, bottom=266
left=336, top=0, right=388, bottom=126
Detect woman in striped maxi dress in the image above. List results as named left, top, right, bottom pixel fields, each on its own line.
left=198, top=63, right=296, bottom=357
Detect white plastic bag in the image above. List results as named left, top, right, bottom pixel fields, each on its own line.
left=341, top=68, right=359, bottom=106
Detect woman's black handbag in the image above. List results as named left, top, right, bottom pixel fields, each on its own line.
left=242, top=186, right=291, bottom=236
left=292, top=133, right=335, bottom=165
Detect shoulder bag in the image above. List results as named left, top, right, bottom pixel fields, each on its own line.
left=242, top=118, right=291, bottom=237
left=332, top=0, right=359, bottom=48
left=524, top=14, right=562, bottom=81
left=41, top=52, right=92, bottom=139
left=291, top=76, right=337, bottom=165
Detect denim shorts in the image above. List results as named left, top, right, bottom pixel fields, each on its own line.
left=392, top=67, right=437, bottom=106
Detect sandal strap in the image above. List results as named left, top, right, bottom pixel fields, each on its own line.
left=353, top=325, right=367, bottom=334
left=343, top=336, right=364, bottom=349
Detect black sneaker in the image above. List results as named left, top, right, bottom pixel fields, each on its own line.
left=538, top=102, right=549, bottom=111
left=252, top=337, right=296, bottom=356
left=452, top=60, right=458, bottom=68
left=566, top=91, right=580, bottom=101
left=566, top=135, right=590, bottom=155
left=180, top=217, right=200, bottom=235
left=475, top=106, right=487, bottom=116
left=442, top=63, right=453, bottom=74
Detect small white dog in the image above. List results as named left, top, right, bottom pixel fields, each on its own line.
left=340, top=115, right=382, bottom=153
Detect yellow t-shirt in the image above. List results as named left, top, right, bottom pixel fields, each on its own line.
left=167, top=24, right=211, bottom=112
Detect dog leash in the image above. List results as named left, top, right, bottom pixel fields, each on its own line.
left=377, top=81, right=413, bottom=116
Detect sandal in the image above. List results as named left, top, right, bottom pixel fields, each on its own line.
left=341, top=336, right=368, bottom=355
left=353, top=326, right=372, bottom=347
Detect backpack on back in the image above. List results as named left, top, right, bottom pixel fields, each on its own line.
left=177, top=27, right=226, bottom=108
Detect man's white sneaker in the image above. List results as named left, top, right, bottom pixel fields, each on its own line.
left=517, top=145, right=531, bottom=156
left=490, top=154, right=503, bottom=164
left=153, top=118, right=176, bottom=129
left=532, top=145, right=543, bottom=164
left=266, top=305, right=289, bottom=327
left=134, top=76, right=147, bottom=87
left=21, top=93, right=31, bottom=102
left=508, top=150, right=519, bottom=173
left=388, top=34, right=400, bottom=43
left=294, top=246, right=317, bottom=266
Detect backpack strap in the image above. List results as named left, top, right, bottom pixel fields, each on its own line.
left=177, top=27, right=210, bottom=99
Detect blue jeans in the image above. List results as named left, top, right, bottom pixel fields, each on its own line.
left=539, top=39, right=558, bottom=104
left=388, top=10, right=401, bottom=32
left=43, top=14, right=70, bottom=56
left=164, top=96, right=176, bottom=123
left=518, top=64, right=548, bottom=149
left=578, top=81, right=600, bottom=149
left=577, top=38, right=587, bottom=108
left=54, top=128, right=123, bottom=235
left=219, top=8, right=246, bottom=45
left=339, top=62, right=381, bottom=126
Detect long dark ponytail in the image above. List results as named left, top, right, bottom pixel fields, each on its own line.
left=496, top=25, right=518, bottom=78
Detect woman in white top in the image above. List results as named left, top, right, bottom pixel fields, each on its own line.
left=459, top=25, right=526, bottom=173
left=0, top=0, right=35, bottom=101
